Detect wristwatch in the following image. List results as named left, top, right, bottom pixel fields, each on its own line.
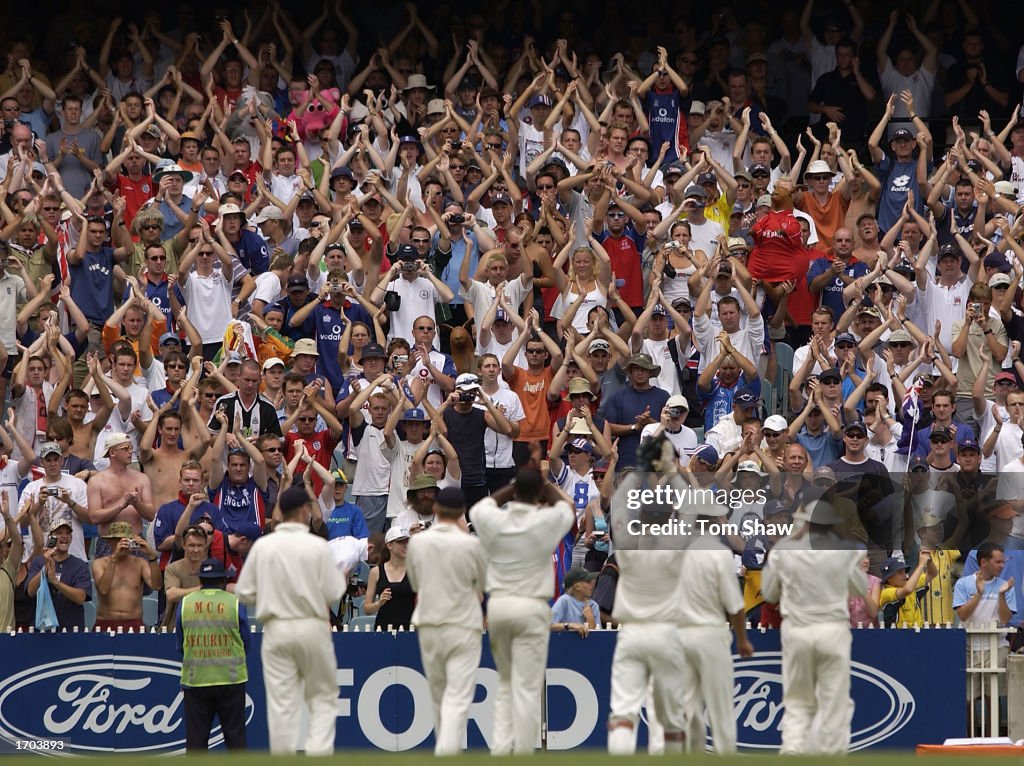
left=563, top=623, right=569, bottom=631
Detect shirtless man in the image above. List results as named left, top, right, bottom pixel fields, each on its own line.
left=88, top=433, right=156, bottom=547
left=50, top=353, right=113, bottom=461
left=139, top=403, right=206, bottom=508
left=91, top=520, right=162, bottom=631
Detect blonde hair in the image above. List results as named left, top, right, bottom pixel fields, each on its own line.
left=567, top=247, right=597, bottom=284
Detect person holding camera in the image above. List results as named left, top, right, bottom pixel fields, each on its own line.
left=91, top=520, right=162, bottom=632
left=395, top=473, right=439, bottom=535
left=19, top=441, right=89, bottom=561
left=26, top=520, right=91, bottom=630
left=368, top=243, right=454, bottom=345
left=951, top=282, right=1008, bottom=434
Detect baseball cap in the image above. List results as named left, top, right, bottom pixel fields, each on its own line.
left=588, top=338, right=610, bottom=354
left=929, top=425, right=953, bottom=442
left=813, top=466, right=837, bottom=485
left=994, top=370, right=1016, bottom=384
left=689, top=101, right=706, bottom=116
left=491, top=192, right=513, bottom=206
left=880, top=557, right=910, bottom=581
left=728, top=237, right=750, bottom=252
left=395, top=243, right=418, bottom=261
left=455, top=372, right=481, bottom=391
left=984, top=253, right=1011, bottom=272
left=331, top=166, right=355, bottom=180
left=563, top=566, right=598, bottom=590
left=159, top=332, right=181, bottom=347
left=103, top=433, right=132, bottom=456
left=888, top=329, right=913, bottom=344
left=683, top=185, right=706, bottom=201
left=435, top=487, right=466, bottom=509
left=528, top=94, right=552, bottom=108
left=287, top=275, right=310, bottom=291
left=959, top=438, right=981, bottom=453
left=756, top=194, right=772, bottom=208
left=360, top=343, right=388, bottom=360
left=834, top=332, right=857, bottom=346
left=568, top=438, right=593, bottom=454
left=843, top=420, right=868, bottom=436
left=252, top=205, right=285, bottom=224
left=697, top=171, right=717, bottom=185
left=938, top=244, right=960, bottom=261
left=198, top=558, right=237, bottom=581
left=426, top=99, right=446, bottom=116
left=857, top=306, right=881, bottom=320
left=908, top=455, right=929, bottom=473
left=402, top=408, right=427, bottom=421
left=817, top=367, right=842, bottom=384
left=733, top=387, right=758, bottom=407
left=662, top=160, right=686, bottom=177
left=261, top=358, right=286, bottom=374
left=224, top=351, right=243, bottom=366
left=385, top=526, right=410, bottom=544
left=990, top=273, right=1013, bottom=289
left=332, top=468, right=349, bottom=484
left=994, top=180, right=1017, bottom=197
left=763, top=414, right=788, bottom=432
left=651, top=303, right=668, bottom=316
left=737, top=460, right=766, bottom=476
left=694, top=444, right=720, bottom=466
left=38, top=441, right=62, bottom=458
left=892, top=128, right=913, bottom=141
left=731, top=201, right=747, bottom=213
left=48, top=518, right=73, bottom=534
left=494, top=309, right=511, bottom=323
left=749, top=163, right=770, bottom=177
left=987, top=502, right=1017, bottom=520
left=626, top=353, right=661, bottom=374
left=665, top=394, right=689, bottom=411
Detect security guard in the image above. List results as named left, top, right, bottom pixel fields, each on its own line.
left=176, top=558, right=250, bottom=751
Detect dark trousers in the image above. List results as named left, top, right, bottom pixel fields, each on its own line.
left=511, top=440, right=548, bottom=469
left=183, top=683, right=248, bottom=752
left=462, top=484, right=490, bottom=518
left=485, top=466, right=516, bottom=493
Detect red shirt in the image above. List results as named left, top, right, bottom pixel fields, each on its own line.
left=785, top=248, right=816, bottom=326
left=747, top=210, right=804, bottom=282
left=110, top=173, right=155, bottom=229
left=598, top=227, right=645, bottom=308
left=284, top=429, right=339, bottom=494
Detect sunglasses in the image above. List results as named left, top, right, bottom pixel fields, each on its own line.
left=607, top=211, right=626, bottom=218
left=889, top=342, right=911, bottom=348
left=411, top=238, right=430, bottom=244
left=202, top=392, right=218, bottom=399
left=929, top=436, right=951, bottom=444
left=141, top=224, right=162, bottom=230
left=297, top=416, right=317, bottom=422
left=763, top=430, right=783, bottom=437
left=526, top=348, right=546, bottom=353
left=415, top=325, right=435, bottom=331
left=835, top=343, right=855, bottom=350
left=165, top=363, right=186, bottom=369
left=149, top=255, right=167, bottom=261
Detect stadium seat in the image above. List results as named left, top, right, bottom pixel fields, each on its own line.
left=692, top=426, right=704, bottom=444
left=84, top=601, right=96, bottom=630
left=774, top=343, right=795, bottom=416
left=347, top=615, right=377, bottom=632
left=761, top=380, right=775, bottom=417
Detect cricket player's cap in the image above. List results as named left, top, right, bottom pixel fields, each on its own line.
left=435, top=487, right=466, bottom=510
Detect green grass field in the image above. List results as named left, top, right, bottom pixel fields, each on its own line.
left=2, top=753, right=1023, bottom=764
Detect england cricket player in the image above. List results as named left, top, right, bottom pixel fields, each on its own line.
left=406, top=487, right=487, bottom=755
left=235, top=486, right=348, bottom=755
left=607, top=543, right=691, bottom=755
left=761, top=499, right=867, bottom=754
left=677, top=501, right=754, bottom=754
left=472, top=467, right=574, bottom=755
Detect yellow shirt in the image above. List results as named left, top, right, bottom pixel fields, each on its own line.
left=920, top=549, right=960, bottom=626
left=704, top=194, right=732, bottom=228
left=880, top=572, right=928, bottom=628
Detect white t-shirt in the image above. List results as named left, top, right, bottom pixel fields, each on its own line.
left=182, top=269, right=235, bottom=344
left=918, top=277, right=972, bottom=353
left=478, top=388, right=525, bottom=469
left=407, top=350, right=455, bottom=409
left=693, top=311, right=765, bottom=374
left=550, top=287, right=608, bottom=335
left=20, top=475, right=89, bottom=561
left=684, top=217, right=725, bottom=259
left=268, top=173, right=303, bottom=205
left=996, top=460, right=1024, bottom=539
left=639, top=422, right=699, bottom=466
left=978, top=401, right=1009, bottom=473
left=386, top=276, right=441, bottom=344
left=351, top=422, right=399, bottom=496
left=460, top=277, right=531, bottom=345
left=879, top=59, right=936, bottom=124
left=252, top=271, right=284, bottom=307
left=641, top=337, right=681, bottom=396
left=387, top=439, right=424, bottom=519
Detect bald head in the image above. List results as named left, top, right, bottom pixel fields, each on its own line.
left=834, top=228, right=854, bottom=258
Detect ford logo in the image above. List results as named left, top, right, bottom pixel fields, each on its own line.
left=0, top=656, right=254, bottom=754
left=727, top=652, right=914, bottom=751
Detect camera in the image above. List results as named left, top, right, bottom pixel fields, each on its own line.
left=664, top=240, right=679, bottom=250
left=400, top=259, right=418, bottom=271
left=970, top=302, right=982, bottom=314
left=420, top=520, right=432, bottom=530
left=458, top=391, right=476, bottom=403
left=393, top=354, right=408, bottom=365
left=449, top=214, right=465, bottom=225
left=3, top=119, right=13, bottom=131
left=45, top=536, right=56, bottom=549
left=666, top=406, right=685, bottom=418
left=44, top=487, right=59, bottom=497
left=128, top=540, right=139, bottom=550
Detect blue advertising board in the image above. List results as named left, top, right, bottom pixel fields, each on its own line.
left=0, top=628, right=964, bottom=754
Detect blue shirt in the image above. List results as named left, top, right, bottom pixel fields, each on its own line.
left=69, top=248, right=115, bottom=326
left=434, top=230, right=479, bottom=305
left=644, top=87, right=687, bottom=163
left=961, top=549, right=1024, bottom=626
left=153, top=498, right=225, bottom=556
left=796, top=426, right=841, bottom=468
left=911, top=420, right=976, bottom=459
left=158, top=197, right=194, bottom=241
left=806, top=257, right=868, bottom=319
left=299, top=299, right=372, bottom=394
left=211, top=477, right=267, bottom=536
left=698, top=373, right=760, bottom=432
left=323, top=501, right=369, bottom=539
left=876, top=153, right=928, bottom=233
left=599, top=384, right=670, bottom=468
left=551, top=593, right=601, bottom=624
left=227, top=229, right=271, bottom=275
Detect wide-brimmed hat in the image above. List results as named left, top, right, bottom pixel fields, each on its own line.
left=402, top=74, right=435, bottom=92
left=626, top=353, right=661, bottom=375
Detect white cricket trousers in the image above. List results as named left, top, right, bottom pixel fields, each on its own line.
left=779, top=621, right=853, bottom=754
left=486, top=595, right=550, bottom=755
left=418, top=625, right=483, bottom=756
left=607, top=623, right=688, bottom=755
left=262, top=617, right=339, bottom=755
left=679, top=625, right=738, bottom=754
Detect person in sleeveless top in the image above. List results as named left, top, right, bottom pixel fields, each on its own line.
left=364, top=525, right=415, bottom=630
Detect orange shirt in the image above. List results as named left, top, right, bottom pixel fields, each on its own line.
left=102, top=317, right=167, bottom=376
left=507, top=366, right=555, bottom=442
left=795, top=191, right=849, bottom=255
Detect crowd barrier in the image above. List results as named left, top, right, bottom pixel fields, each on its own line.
left=0, top=627, right=965, bottom=754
